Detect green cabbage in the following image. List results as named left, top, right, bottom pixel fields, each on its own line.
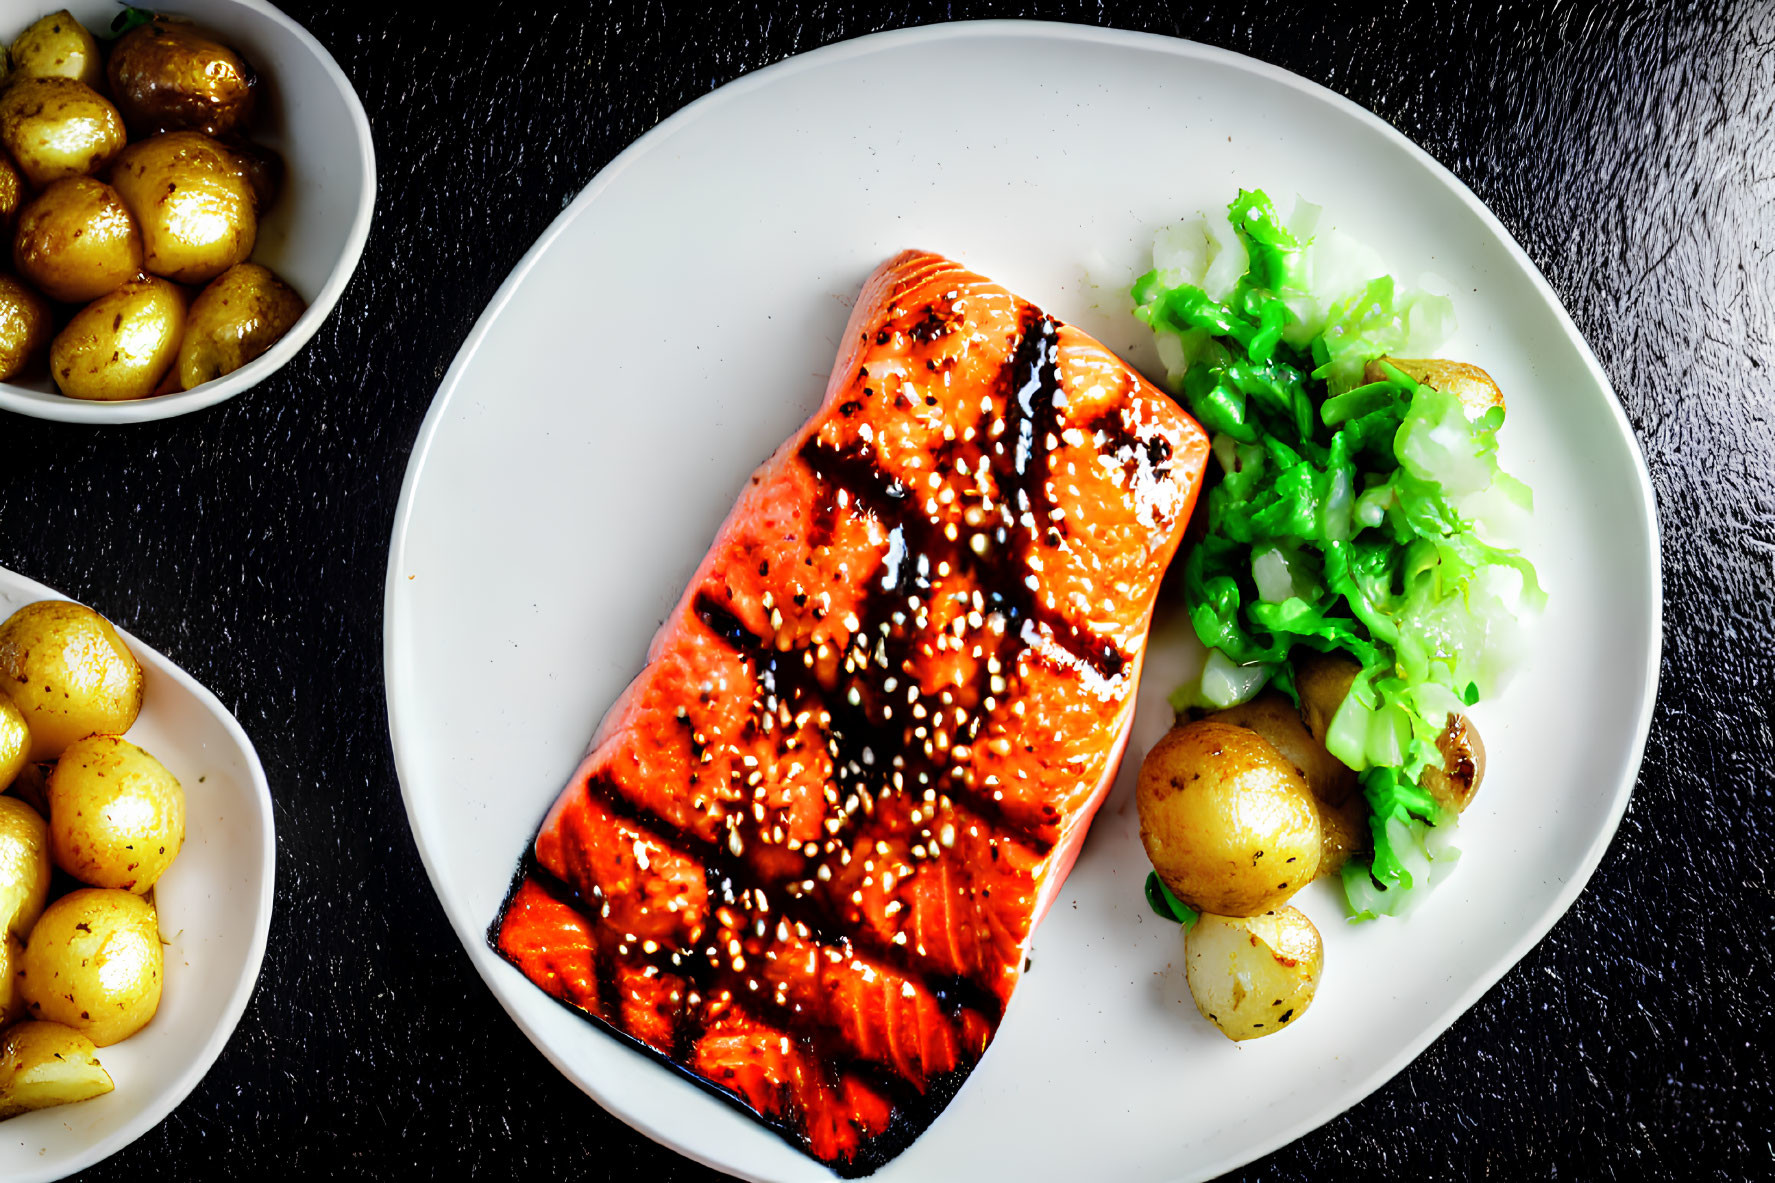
left=1135, top=190, right=1542, bottom=919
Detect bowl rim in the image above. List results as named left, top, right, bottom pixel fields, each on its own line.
left=0, top=564, right=277, bottom=1183
left=0, top=0, right=377, bottom=426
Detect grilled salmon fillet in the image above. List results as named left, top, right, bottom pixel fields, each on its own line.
left=494, top=250, right=1209, bottom=1174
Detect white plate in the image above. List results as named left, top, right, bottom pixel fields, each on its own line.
left=0, top=567, right=275, bottom=1181
left=0, top=0, right=375, bottom=424
left=384, top=21, right=1660, bottom=1182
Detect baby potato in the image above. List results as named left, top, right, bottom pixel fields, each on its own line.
left=1185, top=907, right=1323, bottom=1042
left=0, top=600, right=144, bottom=760
left=19, top=888, right=162, bottom=1046
left=1420, top=713, right=1487, bottom=815
left=179, top=262, right=305, bottom=389
left=1138, top=720, right=1321, bottom=916
left=0, top=693, right=28, bottom=789
left=4, top=761, right=50, bottom=817
left=0, top=933, right=22, bottom=1029
left=106, top=19, right=256, bottom=138
left=7, top=10, right=103, bottom=90
left=109, top=131, right=256, bottom=284
left=0, top=76, right=126, bottom=187
left=225, top=139, right=282, bottom=212
left=50, top=275, right=185, bottom=400
left=0, top=273, right=52, bottom=381
left=12, top=177, right=144, bottom=304
left=1292, top=651, right=1361, bottom=749
left=0, top=151, right=25, bottom=240
left=49, top=735, right=184, bottom=893
left=1207, top=691, right=1358, bottom=807
left=0, top=1020, right=113, bottom=1118
left=0, top=796, right=49, bottom=940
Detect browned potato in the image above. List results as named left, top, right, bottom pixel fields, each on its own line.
left=0, top=76, right=126, bottom=186
left=1207, top=691, right=1357, bottom=806
left=48, top=735, right=185, bottom=893
left=178, top=262, right=305, bottom=389
left=50, top=275, right=185, bottom=399
left=7, top=10, right=103, bottom=90
left=0, top=933, right=23, bottom=1030
left=0, top=694, right=27, bottom=790
left=109, top=132, right=256, bottom=284
left=0, top=795, right=49, bottom=941
left=18, top=888, right=162, bottom=1045
left=1420, top=714, right=1487, bottom=815
left=106, top=19, right=256, bottom=138
left=1365, top=356, right=1504, bottom=420
left=224, top=138, right=282, bottom=212
left=1185, top=907, right=1323, bottom=1041
left=0, top=274, right=51, bottom=382
left=0, top=1021, right=113, bottom=1117
left=0, top=151, right=26, bottom=241
left=1137, top=720, right=1321, bottom=916
left=12, top=177, right=143, bottom=303
left=0, top=600, right=144, bottom=759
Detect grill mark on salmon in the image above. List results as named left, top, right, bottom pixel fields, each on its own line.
left=494, top=250, right=1209, bottom=1173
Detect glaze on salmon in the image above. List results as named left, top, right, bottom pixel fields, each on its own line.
left=493, top=251, right=1209, bottom=1174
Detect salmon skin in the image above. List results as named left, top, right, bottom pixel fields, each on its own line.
left=493, top=250, right=1209, bottom=1174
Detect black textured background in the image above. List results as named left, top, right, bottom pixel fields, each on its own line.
left=0, top=1, right=1768, bottom=1179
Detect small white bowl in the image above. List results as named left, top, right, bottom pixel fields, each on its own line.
left=0, top=565, right=275, bottom=1181
left=0, top=0, right=375, bottom=424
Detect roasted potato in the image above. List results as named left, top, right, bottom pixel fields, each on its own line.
left=1420, top=713, right=1487, bottom=815
left=178, top=262, right=304, bottom=389
left=49, top=735, right=184, bottom=893
left=106, top=19, right=256, bottom=138
left=1207, top=691, right=1358, bottom=806
left=18, top=888, right=162, bottom=1046
left=0, top=273, right=51, bottom=381
left=1185, top=907, right=1323, bottom=1042
left=0, top=693, right=27, bottom=789
left=50, top=274, right=184, bottom=399
left=0, top=151, right=25, bottom=240
left=1137, top=720, right=1320, bottom=916
left=0, top=933, right=22, bottom=1030
left=1365, top=356, right=1504, bottom=420
left=7, top=10, right=103, bottom=90
left=12, top=176, right=144, bottom=303
left=109, top=131, right=256, bottom=284
left=0, top=796, right=49, bottom=940
left=0, top=76, right=126, bottom=187
left=0, top=600, right=145, bottom=759
left=224, top=138, right=282, bottom=212
left=0, top=1021, right=113, bottom=1118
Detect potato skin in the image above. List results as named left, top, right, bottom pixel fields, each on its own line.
left=1366, top=356, right=1504, bottom=420
left=108, top=131, right=256, bottom=284
left=178, top=262, right=305, bottom=389
left=7, top=10, right=103, bottom=90
left=0, top=693, right=27, bottom=789
left=1137, top=720, right=1321, bottom=916
left=1185, top=907, right=1323, bottom=1041
left=0, top=933, right=22, bottom=1030
left=0, top=600, right=144, bottom=760
left=50, top=275, right=185, bottom=400
left=0, top=273, right=51, bottom=381
left=0, top=151, right=26, bottom=241
left=0, top=796, right=50, bottom=941
left=49, top=735, right=184, bottom=892
left=0, top=1020, right=113, bottom=1117
left=106, top=19, right=256, bottom=138
left=12, top=177, right=143, bottom=303
left=18, top=888, right=162, bottom=1046
left=0, top=76, right=126, bottom=187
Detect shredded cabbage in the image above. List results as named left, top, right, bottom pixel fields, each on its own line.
left=1133, top=190, right=1543, bottom=919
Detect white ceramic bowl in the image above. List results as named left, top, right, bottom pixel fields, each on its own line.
left=0, top=0, right=374, bottom=424
left=0, top=566, right=275, bottom=1181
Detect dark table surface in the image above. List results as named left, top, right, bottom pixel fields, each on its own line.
left=1, top=1, right=1769, bottom=1179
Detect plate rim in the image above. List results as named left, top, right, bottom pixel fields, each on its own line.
left=382, top=18, right=1664, bottom=1181
left=0, top=0, right=378, bottom=426
left=0, top=565, right=278, bottom=1183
